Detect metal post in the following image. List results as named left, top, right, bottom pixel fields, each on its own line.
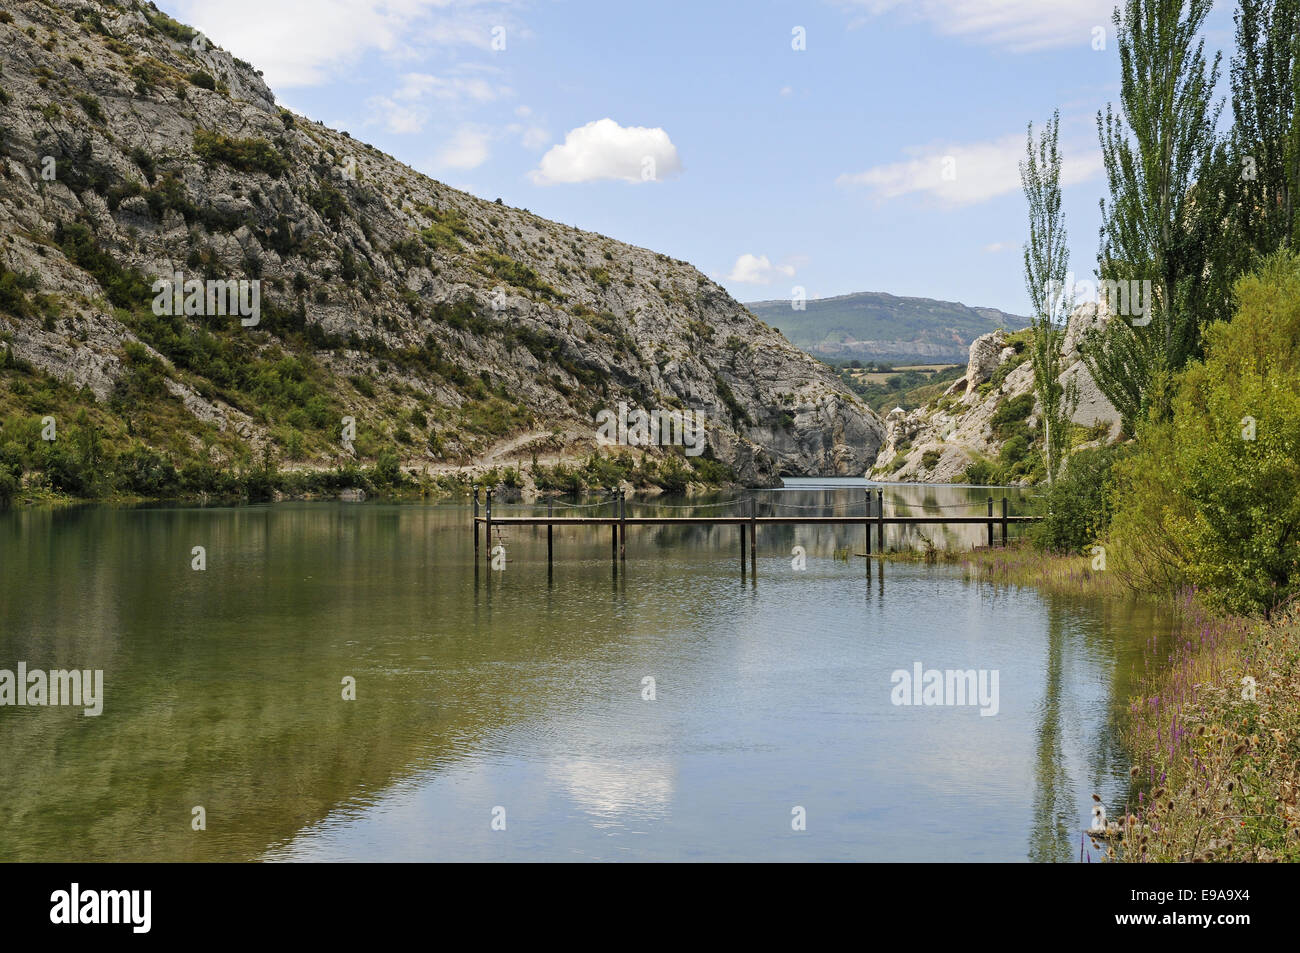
left=473, top=488, right=480, bottom=560
left=986, top=497, right=994, bottom=549
left=610, top=491, right=618, bottom=565
left=864, top=489, right=872, bottom=556
left=485, top=489, right=493, bottom=566
left=1001, top=496, right=1009, bottom=548
left=749, top=498, right=757, bottom=572
left=547, top=496, right=553, bottom=567
left=619, top=494, right=626, bottom=561
left=740, top=521, right=747, bottom=574
left=876, top=489, right=884, bottom=552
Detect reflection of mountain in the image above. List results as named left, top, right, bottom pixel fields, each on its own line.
left=0, top=493, right=1184, bottom=862
left=0, top=504, right=642, bottom=861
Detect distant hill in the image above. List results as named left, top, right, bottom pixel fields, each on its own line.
left=744, top=291, right=1028, bottom=365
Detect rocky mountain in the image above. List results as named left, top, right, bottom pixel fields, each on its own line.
left=745, top=290, right=1027, bottom=365
left=0, top=0, right=883, bottom=492
left=871, top=303, right=1121, bottom=484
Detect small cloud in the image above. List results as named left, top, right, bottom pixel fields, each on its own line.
left=366, top=69, right=510, bottom=134
left=779, top=86, right=793, bottom=97
left=520, top=126, right=550, bottom=150
left=529, top=118, right=682, bottom=185
left=836, top=133, right=1101, bottom=207
left=433, top=126, right=492, bottom=171
left=726, top=254, right=797, bottom=285
left=982, top=241, right=1015, bottom=254
left=841, top=0, right=1116, bottom=53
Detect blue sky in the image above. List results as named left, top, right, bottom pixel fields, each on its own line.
left=162, top=0, right=1238, bottom=316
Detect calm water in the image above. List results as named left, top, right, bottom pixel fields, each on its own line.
left=0, top=486, right=1175, bottom=862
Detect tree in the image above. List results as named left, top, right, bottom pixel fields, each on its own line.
left=1083, top=0, right=1231, bottom=431
left=1106, top=252, right=1300, bottom=616
left=1230, top=0, right=1300, bottom=257
left=1019, top=111, right=1077, bottom=484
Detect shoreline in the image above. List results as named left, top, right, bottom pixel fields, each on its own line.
left=927, top=543, right=1298, bottom=862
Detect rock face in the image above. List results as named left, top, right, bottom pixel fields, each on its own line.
left=0, top=1, right=882, bottom=485
left=871, top=305, right=1121, bottom=484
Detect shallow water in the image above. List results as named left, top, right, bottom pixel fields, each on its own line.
left=0, top=487, right=1171, bottom=861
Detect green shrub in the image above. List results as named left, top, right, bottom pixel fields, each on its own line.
left=1106, top=252, right=1300, bottom=615
left=1030, top=444, right=1127, bottom=554
left=193, top=129, right=287, bottom=177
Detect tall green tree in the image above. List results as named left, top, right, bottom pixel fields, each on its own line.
left=1230, top=0, right=1300, bottom=257
left=1020, top=111, right=1076, bottom=484
left=1083, top=0, right=1231, bottom=431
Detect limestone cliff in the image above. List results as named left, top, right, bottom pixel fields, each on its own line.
left=871, top=303, right=1121, bottom=484
left=0, top=1, right=883, bottom=488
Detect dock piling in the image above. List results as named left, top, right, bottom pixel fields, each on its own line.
left=876, top=489, right=884, bottom=553
left=864, top=490, right=872, bottom=556
left=749, top=498, right=757, bottom=572
left=986, top=497, right=994, bottom=549
left=1001, top=496, right=1009, bottom=548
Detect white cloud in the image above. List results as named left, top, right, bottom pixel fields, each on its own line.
left=982, top=241, right=1014, bottom=254
left=518, top=125, right=551, bottom=150
left=842, top=0, right=1114, bottom=52
left=172, top=0, right=518, bottom=88
left=529, top=119, right=682, bottom=185
left=836, top=134, right=1102, bottom=207
left=433, top=126, right=493, bottom=170
left=366, top=68, right=510, bottom=134
left=725, top=254, right=797, bottom=285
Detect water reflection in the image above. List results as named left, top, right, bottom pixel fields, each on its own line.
left=0, top=489, right=1175, bottom=862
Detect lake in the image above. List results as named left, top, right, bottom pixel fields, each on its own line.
left=0, top=485, right=1175, bottom=862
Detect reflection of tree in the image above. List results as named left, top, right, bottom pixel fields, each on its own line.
left=1029, top=602, right=1074, bottom=862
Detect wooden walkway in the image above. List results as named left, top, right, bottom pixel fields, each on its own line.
left=472, top=489, right=1041, bottom=572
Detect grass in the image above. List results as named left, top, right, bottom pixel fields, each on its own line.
left=1110, top=604, right=1300, bottom=862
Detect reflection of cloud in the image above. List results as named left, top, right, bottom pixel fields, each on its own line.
left=547, top=757, right=673, bottom=820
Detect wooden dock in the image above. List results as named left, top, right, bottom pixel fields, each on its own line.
left=472, top=489, right=1042, bottom=572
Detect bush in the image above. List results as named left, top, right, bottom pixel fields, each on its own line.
left=1030, top=444, right=1127, bottom=553
left=1106, top=252, right=1300, bottom=615
left=193, top=129, right=287, bottom=177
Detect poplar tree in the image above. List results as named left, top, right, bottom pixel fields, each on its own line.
left=1082, top=0, right=1229, bottom=431
left=1020, top=112, right=1076, bottom=484
left=1231, top=0, right=1300, bottom=257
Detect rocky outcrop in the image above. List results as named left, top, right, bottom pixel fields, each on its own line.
left=871, top=304, right=1121, bottom=484
left=0, top=1, right=882, bottom=485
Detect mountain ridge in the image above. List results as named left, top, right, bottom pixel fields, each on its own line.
left=745, top=289, right=1029, bottom=365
